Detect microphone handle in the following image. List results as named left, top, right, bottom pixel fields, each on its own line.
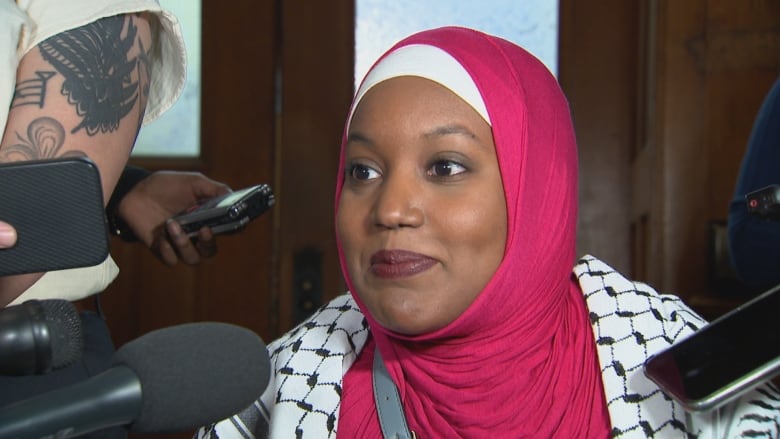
left=0, top=366, right=142, bottom=439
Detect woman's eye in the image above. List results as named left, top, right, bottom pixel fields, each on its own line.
left=428, top=160, right=467, bottom=177
left=347, top=164, right=380, bottom=181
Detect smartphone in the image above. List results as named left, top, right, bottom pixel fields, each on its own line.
left=745, top=184, right=780, bottom=220
left=0, top=157, right=109, bottom=276
left=172, top=184, right=275, bottom=237
left=643, top=284, right=780, bottom=412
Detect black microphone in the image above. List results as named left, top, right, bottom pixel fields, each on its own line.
left=0, top=299, right=83, bottom=376
left=0, top=321, right=271, bottom=438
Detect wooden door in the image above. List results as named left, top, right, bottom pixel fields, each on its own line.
left=100, top=2, right=354, bottom=437
left=561, top=0, right=780, bottom=319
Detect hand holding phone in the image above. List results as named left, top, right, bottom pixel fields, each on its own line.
left=171, top=184, right=275, bottom=237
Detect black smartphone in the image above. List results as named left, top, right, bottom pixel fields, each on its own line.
left=643, top=284, right=780, bottom=412
left=172, top=184, right=275, bottom=237
left=746, top=184, right=780, bottom=220
left=0, top=157, right=109, bottom=276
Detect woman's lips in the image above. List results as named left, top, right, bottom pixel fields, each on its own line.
left=369, top=249, right=437, bottom=279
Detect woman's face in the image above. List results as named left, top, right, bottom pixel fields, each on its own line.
left=337, top=76, right=507, bottom=335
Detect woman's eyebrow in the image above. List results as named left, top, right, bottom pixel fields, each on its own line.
left=346, top=131, right=372, bottom=145
left=424, top=124, right=482, bottom=144
left=347, top=124, right=483, bottom=147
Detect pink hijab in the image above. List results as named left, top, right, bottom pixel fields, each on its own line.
left=335, top=27, right=610, bottom=437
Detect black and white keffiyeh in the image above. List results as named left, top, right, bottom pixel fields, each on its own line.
left=197, top=294, right=369, bottom=439
left=577, top=255, right=780, bottom=438
left=197, top=255, right=780, bottom=438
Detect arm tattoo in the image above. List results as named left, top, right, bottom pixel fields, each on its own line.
left=135, top=36, right=151, bottom=135
left=0, top=117, right=86, bottom=161
left=11, top=71, right=56, bottom=109
left=35, top=14, right=149, bottom=136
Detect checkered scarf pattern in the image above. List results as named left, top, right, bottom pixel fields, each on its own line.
left=197, top=255, right=780, bottom=438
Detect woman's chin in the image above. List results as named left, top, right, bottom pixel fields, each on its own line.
left=374, top=305, right=446, bottom=336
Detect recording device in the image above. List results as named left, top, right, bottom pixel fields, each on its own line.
left=643, top=284, right=780, bottom=412
left=745, top=184, right=780, bottom=220
left=0, top=299, right=83, bottom=376
left=0, top=157, right=109, bottom=276
left=172, top=184, right=275, bottom=237
left=0, top=321, right=271, bottom=438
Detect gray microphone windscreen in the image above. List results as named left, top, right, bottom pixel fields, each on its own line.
left=112, top=322, right=270, bottom=433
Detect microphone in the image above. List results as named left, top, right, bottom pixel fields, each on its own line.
left=0, top=299, right=83, bottom=376
left=0, top=321, right=271, bottom=438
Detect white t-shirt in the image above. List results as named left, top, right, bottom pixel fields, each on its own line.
left=1, top=0, right=187, bottom=304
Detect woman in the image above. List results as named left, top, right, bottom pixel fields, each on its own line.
left=199, top=27, right=780, bottom=438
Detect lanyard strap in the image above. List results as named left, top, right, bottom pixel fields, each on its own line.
left=373, top=346, right=414, bottom=439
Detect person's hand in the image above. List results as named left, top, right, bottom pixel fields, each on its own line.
left=116, top=171, right=231, bottom=266
left=0, top=221, right=16, bottom=249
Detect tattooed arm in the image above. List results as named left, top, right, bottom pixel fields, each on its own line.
left=0, top=13, right=155, bottom=306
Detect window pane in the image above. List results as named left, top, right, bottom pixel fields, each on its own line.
left=133, top=0, right=201, bottom=157
left=356, top=0, right=559, bottom=90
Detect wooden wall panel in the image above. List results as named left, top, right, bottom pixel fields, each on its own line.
left=562, top=0, right=779, bottom=315
left=559, top=0, right=637, bottom=275
left=276, top=1, right=354, bottom=333
left=194, top=0, right=277, bottom=340
left=654, top=0, right=709, bottom=296
left=654, top=0, right=779, bottom=302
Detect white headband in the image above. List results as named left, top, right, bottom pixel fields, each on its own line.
left=349, top=44, right=491, bottom=126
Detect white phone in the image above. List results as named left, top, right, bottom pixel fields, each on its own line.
left=643, top=284, right=780, bottom=412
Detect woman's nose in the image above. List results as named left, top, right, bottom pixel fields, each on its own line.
left=372, top=175, right=424, bottom=230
